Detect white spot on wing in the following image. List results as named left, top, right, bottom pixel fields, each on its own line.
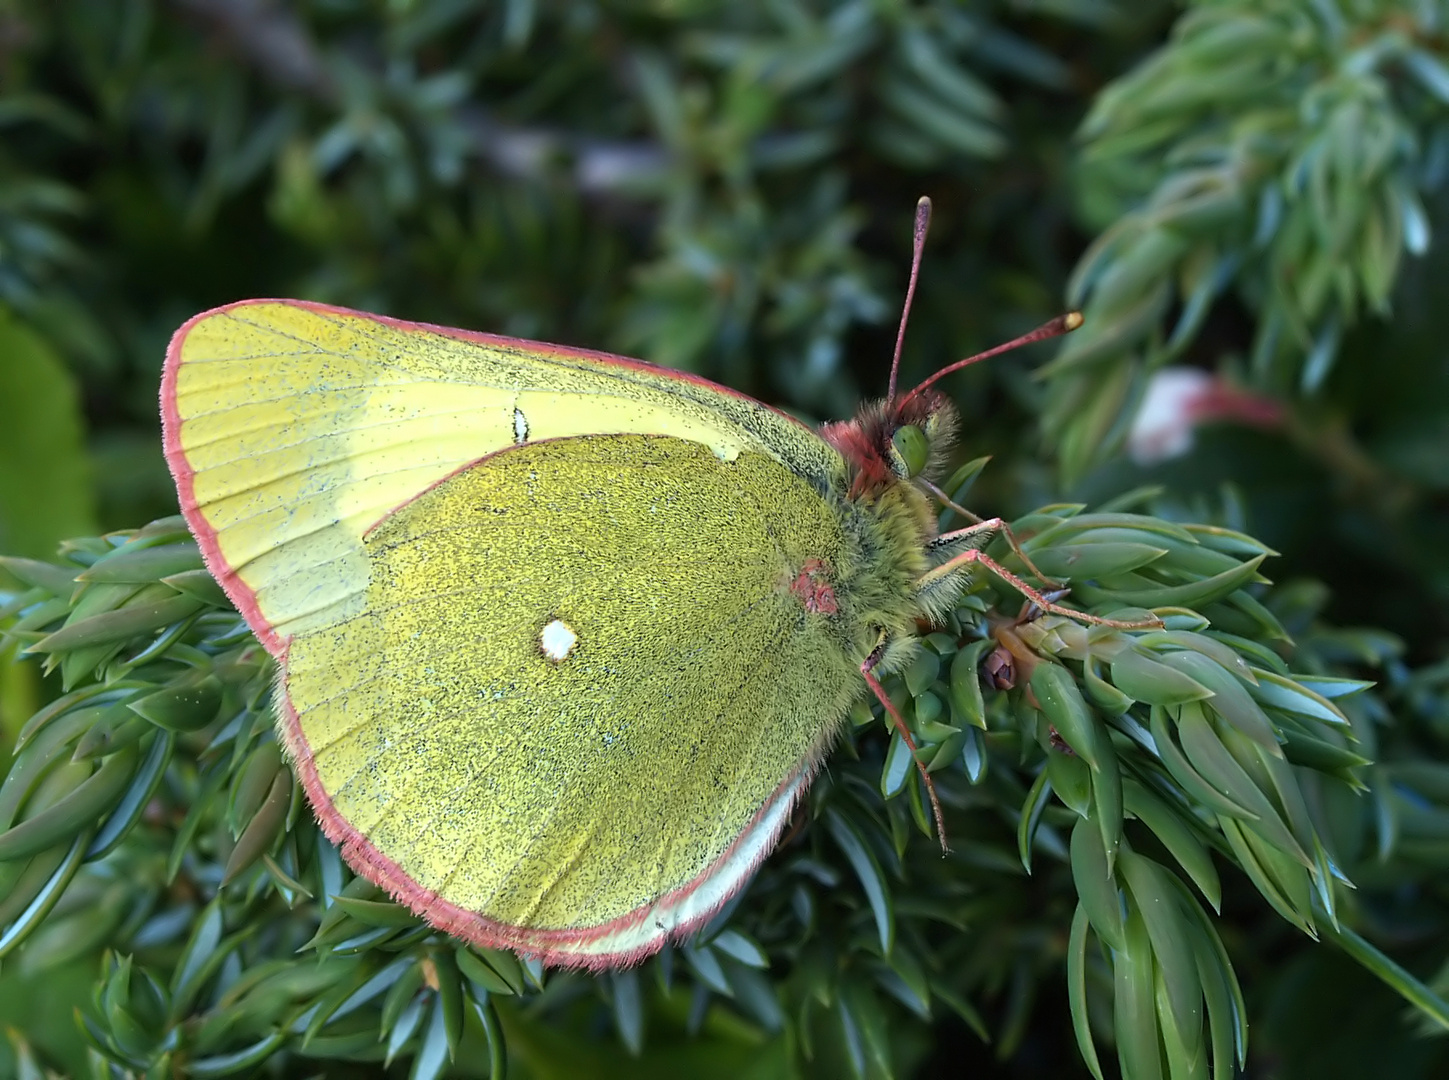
left=540, top=619, right=577, bottom=661
left=513, top=407, right=529, bottom=444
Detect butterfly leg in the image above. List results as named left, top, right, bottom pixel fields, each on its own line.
left=920, top=477, right=988, bottom=527
left=918, top=548, right=1163, bottom=630
left=861, top=633, right=949, bottom=854
left=928, top=505, right=1065, bottom=592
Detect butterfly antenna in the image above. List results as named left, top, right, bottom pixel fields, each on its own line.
left=899, top=311, right=1084, bottom=408
left=886, top=196, right=933, bottom=410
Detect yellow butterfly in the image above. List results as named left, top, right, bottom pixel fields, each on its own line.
left=162, top=199, right=1112, bottom=968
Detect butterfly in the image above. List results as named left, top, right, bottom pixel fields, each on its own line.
left=162, top=197, right=1130, bottom=968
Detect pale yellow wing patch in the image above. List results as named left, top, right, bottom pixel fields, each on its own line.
left=164, top=300, right=842, bottom=647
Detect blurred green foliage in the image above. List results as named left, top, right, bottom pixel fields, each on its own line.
left=3, top=1, right=1449, bottom=1078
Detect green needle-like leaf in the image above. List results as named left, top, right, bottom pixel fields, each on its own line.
left=1112, top=649, right=1216, bottom=707
left=1071, top=817, right=1126, bottom=953
left=826, top=809, right=894, bottom=956
left=1120, top=849, right=1203, bottom=1038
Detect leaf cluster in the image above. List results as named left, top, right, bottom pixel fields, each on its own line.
left=2, top=490, right=1447, bottom=1078
left=1051, top=0, right=1449, bottom=478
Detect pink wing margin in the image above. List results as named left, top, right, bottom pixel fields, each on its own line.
left=279, top=688, right=820, bottom=969
left=159, top=297, right=821, bottom=968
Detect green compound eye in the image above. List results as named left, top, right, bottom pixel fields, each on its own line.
left=889, top=424, right=929, bottom=478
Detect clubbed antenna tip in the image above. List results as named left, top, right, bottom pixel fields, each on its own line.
left=900, top=312, right=1084, bottom=408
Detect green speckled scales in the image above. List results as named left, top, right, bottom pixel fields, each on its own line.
left=288, top=435, right=866, bottom=951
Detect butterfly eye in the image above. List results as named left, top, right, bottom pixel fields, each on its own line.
left=889, top=424, right=929, bottom=478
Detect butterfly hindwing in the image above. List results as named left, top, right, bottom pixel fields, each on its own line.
left=162, top=300, right=863, bottom=966
left=284, top=434, right=862, bottom=963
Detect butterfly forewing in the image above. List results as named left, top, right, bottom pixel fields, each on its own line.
left=164, top=300, right=842, bottom=648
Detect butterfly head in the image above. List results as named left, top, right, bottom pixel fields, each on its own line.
left=823, top=196, right=1082, bottom=501
left=820, top=390, right=958, bottom=500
